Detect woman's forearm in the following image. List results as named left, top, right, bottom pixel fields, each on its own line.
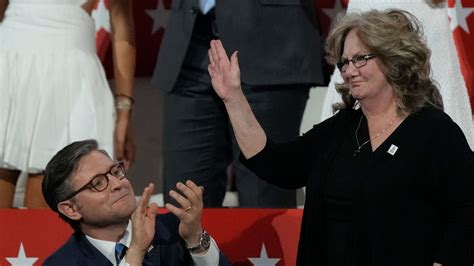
left=110, top=0, right=136, bottom=99
left=224, top=90, right=267, bottom=159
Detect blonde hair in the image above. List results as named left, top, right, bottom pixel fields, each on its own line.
left=325, top=9, right=443, bottom=114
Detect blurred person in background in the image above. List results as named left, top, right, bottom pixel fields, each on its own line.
left=0, top=0, right=136, bottom=208
left=152, top=0, right=327, bottom=207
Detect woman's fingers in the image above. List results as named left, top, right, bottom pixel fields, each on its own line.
left=114, top=114, right=129, bottom=161
left=210, top=40, right=220, bottom=62
left=208, top=49, right=215, bottom=67
left=208, top=49, right=219, bottom=76
left=230, top=51, right=239, bottom=72
left=214, top=39, right=229, bottom=64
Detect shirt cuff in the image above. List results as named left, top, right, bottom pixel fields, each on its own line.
left=191, top=237, right=220, bottom=266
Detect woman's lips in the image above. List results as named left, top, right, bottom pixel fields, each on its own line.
left=351, top=81, right=363, bottom=88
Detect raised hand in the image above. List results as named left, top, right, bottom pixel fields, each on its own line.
left=126, top=183, right=158, bottom=265
left=208, top=39, right=242, bottom=103
left=208, top=40, right=267, bottom=159
left=165, top=180, right=204, bottom=248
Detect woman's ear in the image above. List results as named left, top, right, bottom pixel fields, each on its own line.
left=58, top=200, right=82, bottom=221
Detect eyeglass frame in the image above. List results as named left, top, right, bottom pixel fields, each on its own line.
left=62, top=161, right=127, bottom=201
left=337, top=53, right=377, bottom=73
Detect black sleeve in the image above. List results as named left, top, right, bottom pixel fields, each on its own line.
left=240, top=110, right=350, bottom=189
left=432, top=119, right=474, bottom=264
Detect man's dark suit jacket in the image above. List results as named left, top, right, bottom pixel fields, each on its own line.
left=152, top=0, right=326, bottom=92
left=43, top=213, right=231, bottom=265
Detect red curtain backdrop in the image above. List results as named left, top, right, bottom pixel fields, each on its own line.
left=93, top=0, right=171, bottom=77
left=449, top=0, right=474, bottom=112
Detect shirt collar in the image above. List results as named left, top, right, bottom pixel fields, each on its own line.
left=85, top=221, right=132, bottom=265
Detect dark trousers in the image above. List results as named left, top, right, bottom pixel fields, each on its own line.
left=161, top=12, right=309, bottom=207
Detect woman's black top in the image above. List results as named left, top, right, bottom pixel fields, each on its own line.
left=242, top=107, right=474, bottom=266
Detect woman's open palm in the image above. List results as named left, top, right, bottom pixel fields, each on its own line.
left=208, top=39, right=241, bottom=102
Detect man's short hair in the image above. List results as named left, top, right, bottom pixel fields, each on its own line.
left=42, top=139, right=108, bottom=231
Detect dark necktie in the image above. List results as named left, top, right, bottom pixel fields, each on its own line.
left=115, top=243, right=128, bottom=265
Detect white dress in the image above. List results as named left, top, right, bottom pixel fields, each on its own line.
left=0, top=0, right=115, bottom=173
left=320, top=0, right=474, bottom=150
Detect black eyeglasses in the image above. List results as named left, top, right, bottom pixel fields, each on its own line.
left=337, top=53, right=376, bottom=73
left=63, top=162, right=126, bottom=201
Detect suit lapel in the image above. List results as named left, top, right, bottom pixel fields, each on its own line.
left=142, top=217, right=174, bottom=266
left=143, top=214, right=194, bottom=266
left=76, top=233, right=113, bottom=265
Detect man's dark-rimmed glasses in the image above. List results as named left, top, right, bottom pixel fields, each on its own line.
left=63, top=162, right=126, bottom=200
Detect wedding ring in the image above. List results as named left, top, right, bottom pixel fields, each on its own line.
left=185, top=206, right=192, bottom=212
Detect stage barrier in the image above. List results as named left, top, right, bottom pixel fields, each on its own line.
left=0, top=208, right=302, bottom=265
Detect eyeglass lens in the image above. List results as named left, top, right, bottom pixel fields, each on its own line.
left=338, top=54, right=374, bottom=72
left=90, top=163, right=126, bottom=191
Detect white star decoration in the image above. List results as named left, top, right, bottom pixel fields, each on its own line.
left=145, top=0, right=171, bottom=34
left=448, top=0, right=474, bottom=33
left=92, top=0, right=111, bottom=33
left=5, top=243, right=38, bottom=266
left=248, top=243, right=281, bottom=266
left=322, top=0, right=346, bottom=31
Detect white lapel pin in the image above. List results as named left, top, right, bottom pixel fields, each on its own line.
left=387, top=144, right=398, bottom=156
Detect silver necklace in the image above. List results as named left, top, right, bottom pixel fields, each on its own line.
left=353, top=115, right=397, bottom=156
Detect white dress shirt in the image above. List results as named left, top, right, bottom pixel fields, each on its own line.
left=198, top=0, right=215, bottom=14
left=86, top=221, right=220, bottom=266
